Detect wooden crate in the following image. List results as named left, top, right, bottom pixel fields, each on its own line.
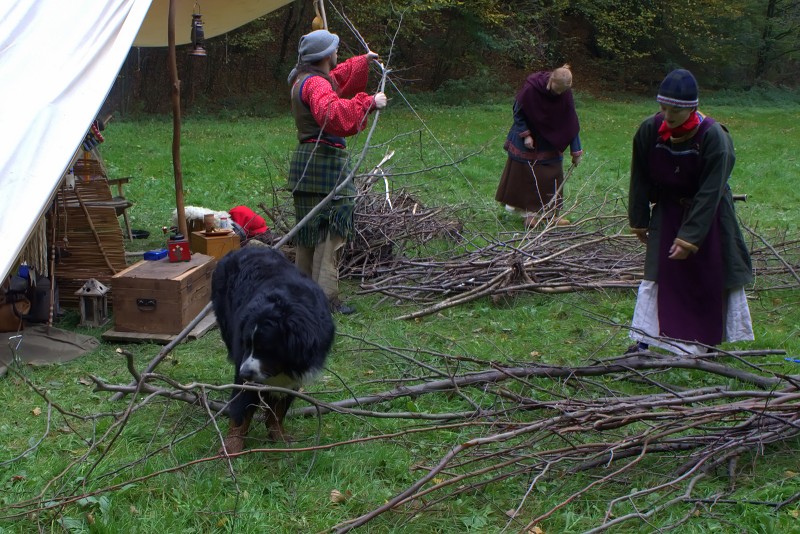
left=110, top=254, right=216, bottom=335
left=189, top=230, right=240, bottom=260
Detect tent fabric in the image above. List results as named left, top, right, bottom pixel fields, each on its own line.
left=134, top=0, right=293, bottom=47
left=0, top=0, right=294, bottom=284
left=0, top=0, right=154, bottom=284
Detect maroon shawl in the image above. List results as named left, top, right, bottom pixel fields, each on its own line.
left=516, top=71, right=580, bottom=152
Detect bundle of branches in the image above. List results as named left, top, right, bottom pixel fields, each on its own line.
left=258, top=174, right=465, bottom=278
left=360, top=214, right=644, bottom=319
left=9, top=343, right=798, bottom=533
left=358, top=214, right=800, bottom=319
left=745, top=224, right=800, bottom=290
left=312, top=348, right=800, bottom=533
left=341, top=175, right=464, bottom=278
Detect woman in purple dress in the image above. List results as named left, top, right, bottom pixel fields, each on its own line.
left=627, top=69, right=754, bottom=354
left=495, top=64, right=583, bottom=228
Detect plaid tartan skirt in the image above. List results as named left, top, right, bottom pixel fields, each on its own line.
left=289, top=143, right=356, bottom=247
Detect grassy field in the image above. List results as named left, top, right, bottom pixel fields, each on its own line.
left=1, top=91, right=799, bottom=533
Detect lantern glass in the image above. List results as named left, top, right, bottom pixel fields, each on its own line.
left=190, top=13, right=206, bottom=57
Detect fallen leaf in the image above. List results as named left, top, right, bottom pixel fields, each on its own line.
left=330, top=489, right=348, bottom=504
left=31, top=407, right=42, bottom=416
left=78, top=377, right=92, bottom=386
left=527, top=527, right=544, bottom=534
left=786, top=470, right=797, bottom=477
left=530, top=351, right=540, bottom=358
left=505, top=509, right=518, bottom=518
left=791, top=509, right=799, bottom=519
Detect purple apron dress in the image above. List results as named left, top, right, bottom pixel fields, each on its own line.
left=649, top=118, right=725, bottom=345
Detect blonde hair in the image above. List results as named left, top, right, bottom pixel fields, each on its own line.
left=550, top=64, right=573, bottom=90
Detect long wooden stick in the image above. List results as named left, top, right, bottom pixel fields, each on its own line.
left=48, top=198, right=57, bottom=326
left=72, top=185, right=117, bottom=274
left=168, top=0, right=188, bottom=238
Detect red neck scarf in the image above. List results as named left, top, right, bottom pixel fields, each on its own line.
left=658, top=111, right=701, bottom=141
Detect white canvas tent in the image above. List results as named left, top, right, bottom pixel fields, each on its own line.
left=0, top=0, right=292, bottom=284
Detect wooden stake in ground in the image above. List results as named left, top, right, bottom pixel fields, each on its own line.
left=167, top=0, right=187, bottom=239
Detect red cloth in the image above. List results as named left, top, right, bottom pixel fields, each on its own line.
left=516, top=71, right=580, bottom=152
left=301, top=55, right=376, bottom=138
left=657, top=110, right=702, bottom=141
left=229, top=206, right=268, bottom=237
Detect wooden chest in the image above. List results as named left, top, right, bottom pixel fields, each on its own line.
left=110, top=254, right=216, bottom=335
left=189, top=230, right=240, bottom=260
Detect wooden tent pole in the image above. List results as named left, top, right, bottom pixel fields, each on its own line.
left=168, top=0, right=188, bottom=238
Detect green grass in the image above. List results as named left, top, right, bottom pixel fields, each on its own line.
left=2, top=93, right=799, bottom=533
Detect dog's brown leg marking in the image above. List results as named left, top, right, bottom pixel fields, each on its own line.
left=220, top=408, right=254, bottom=455
left=265, top=394, right=293, bottom=442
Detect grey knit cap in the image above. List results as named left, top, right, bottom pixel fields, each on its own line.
left=298, top=30, right=339, bottom=63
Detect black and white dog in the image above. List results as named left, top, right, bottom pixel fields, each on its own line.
left=211, top=247, right=335, bottom=453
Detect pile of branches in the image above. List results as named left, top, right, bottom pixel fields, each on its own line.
left=745, top=225, right=800, bottom=291
left=360, top=214, right=642, bottom=318
left=259, top=173, right=465, bottom=277
left=262, top=178, right=799, bottom=320
left=6, top=342, right=800, bottom=532
left=356, top=217, right=800, bottom=319
left=342, top=179, right=464, bottom=279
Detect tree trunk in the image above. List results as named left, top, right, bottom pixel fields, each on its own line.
left=753, top=0, right=778, bottom=82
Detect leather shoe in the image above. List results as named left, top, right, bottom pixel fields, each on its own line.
left=524, top=214, right=541, bottom=229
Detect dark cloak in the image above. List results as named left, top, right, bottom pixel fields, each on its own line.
left=516, top=71, right=580, bottom=152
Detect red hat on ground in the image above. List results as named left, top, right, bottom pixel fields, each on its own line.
left=229, top=205, right=268, bottom=238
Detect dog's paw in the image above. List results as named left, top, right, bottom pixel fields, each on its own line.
left=267, top=424, right=294, bottom=443
left=219, top=435, right=245, bottom=456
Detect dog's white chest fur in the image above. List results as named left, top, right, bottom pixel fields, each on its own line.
left=239, top=355, right=300, bottom=388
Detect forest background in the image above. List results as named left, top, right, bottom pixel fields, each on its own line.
left=105, top=0, right=800, bottom=116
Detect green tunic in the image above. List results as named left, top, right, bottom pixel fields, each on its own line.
left=628, top=114, right=753, bottom=289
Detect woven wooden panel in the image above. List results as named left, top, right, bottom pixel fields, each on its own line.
left=49, top=176, right=128, bottom=308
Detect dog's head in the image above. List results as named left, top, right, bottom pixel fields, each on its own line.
left=236, top=291, right=333, bottom=385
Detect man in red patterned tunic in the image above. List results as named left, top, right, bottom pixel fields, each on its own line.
left=287, top=29, right=387, bottom=315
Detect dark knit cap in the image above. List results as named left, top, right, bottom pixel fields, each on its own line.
left=656, top=69, right=699, bottom=108
left=298, top=30, right=339, bottom=63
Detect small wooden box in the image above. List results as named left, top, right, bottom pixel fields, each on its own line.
left=189, top=230, right=240, bottom=260
left=111, top=254, right=216, bottom=335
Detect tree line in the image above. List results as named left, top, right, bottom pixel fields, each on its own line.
left=106, top=0, right=799, bottom=115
